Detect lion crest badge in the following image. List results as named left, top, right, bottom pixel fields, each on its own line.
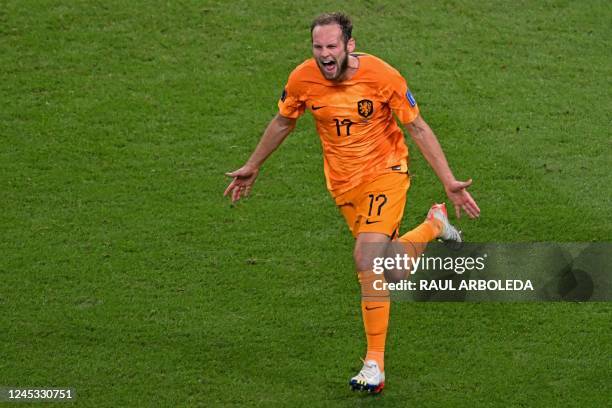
left=357, top=99, right=374, bottom=118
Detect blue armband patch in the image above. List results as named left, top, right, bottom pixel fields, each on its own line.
left=406, top=90, right=416, bottom=107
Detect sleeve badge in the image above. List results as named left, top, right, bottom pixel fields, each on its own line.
left=406, top=90, right=417, bottom=107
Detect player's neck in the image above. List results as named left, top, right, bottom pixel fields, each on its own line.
left=338, top=55, right=360, bottom=82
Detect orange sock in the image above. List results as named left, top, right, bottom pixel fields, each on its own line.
left=361, top=300, right=389, bottom=372
left=399, top=219, right=440, bottom=244
left=358, top=270, right=390, bottom=372
left=397, top=220, right=440, bottom=262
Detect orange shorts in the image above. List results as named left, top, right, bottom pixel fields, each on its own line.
left=335, top=172, right=410, bottom=238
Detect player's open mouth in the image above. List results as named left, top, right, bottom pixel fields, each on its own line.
left=321, top=60, right=336, bottom=73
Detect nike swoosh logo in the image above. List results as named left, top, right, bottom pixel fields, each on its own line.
left=312, top=105, right=326, bottom=110
left=365, top=306, right=383, bottom=311
left=365, top=219, right=381, bottom=224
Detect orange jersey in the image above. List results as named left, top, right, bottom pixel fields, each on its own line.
left=278, top=53, right=420, bottom=197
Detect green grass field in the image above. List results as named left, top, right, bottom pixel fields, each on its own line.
left=1, top=0, right=611, bottom=406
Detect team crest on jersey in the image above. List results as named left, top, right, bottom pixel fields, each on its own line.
left=357, top=99, right=374, bottom=118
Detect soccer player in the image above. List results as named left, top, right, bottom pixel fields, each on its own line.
left=224, top=12, right=480, bottom=393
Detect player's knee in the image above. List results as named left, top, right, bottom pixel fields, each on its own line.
left=354, top=246, right=374, bottom=271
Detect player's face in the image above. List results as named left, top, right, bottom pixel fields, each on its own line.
left=312, top=24, right=352, bottom=81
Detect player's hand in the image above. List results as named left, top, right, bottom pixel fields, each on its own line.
left=224, top=165, right=259, bottom=203
left=445, top=179, right=480, bottom=219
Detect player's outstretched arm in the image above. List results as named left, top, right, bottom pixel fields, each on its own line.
left=224, top=114, right=296, bottom=203
left=403, top=115, right=480, bottom=219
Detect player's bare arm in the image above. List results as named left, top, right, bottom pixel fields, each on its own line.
left=404, top=115, right=481, bottom=219
left=224, top=113, right=296, bottom=203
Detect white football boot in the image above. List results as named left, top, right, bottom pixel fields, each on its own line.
left=427, top=203, right=462, bottom=244
left=349, top=360, right=385, bottom=393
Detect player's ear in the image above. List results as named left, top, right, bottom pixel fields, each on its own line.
left=347, top=37, right=355, bottom=53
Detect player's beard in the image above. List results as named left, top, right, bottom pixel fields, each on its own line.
left=317, top=48, right=349, bottom=81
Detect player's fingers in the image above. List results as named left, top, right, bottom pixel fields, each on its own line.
left=244, top=186, right=251, bottom=197
left=464, top=205, right=477, bottom=219
left=237, top=185, right=248, bottom=201
left=463, top=204, right=476, bottom=218
left=232, top=186, right=241, bottom=203
left=464, top=195, right=481, bottom=217
left=223, top=179, right=237, bottom=197
left=467, top=201, right=480, bottom=218
left=454, top=203, right=461, bottom=219
left=224, top=178, right=242, bottom=197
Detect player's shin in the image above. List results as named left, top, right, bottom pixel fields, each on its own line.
left=399, top=220, right=440, bottom=246
left=358, top=269, right=390, bottom=372
left=396, top=220, right=440, bottom=265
